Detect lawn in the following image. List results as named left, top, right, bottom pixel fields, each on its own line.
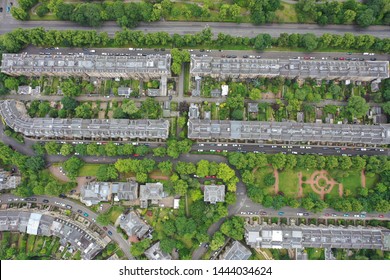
left=27, top=235, right=36, bottom=252
left=278, top=169, right=299, bottom=197
left=107, top=206, right=124, bottom=224
left=275, top=3, right=299, bottom=23
left=307, top=248, right=325, bottom=260
left=336, top=170, right=362, bottom=195
left=365, top=173, right=379, bottom=189
left=78, top=164, right=104, bottom=177
left=253, top=166, right=274, bottom=194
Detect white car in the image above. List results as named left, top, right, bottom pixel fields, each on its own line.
left=199, top=144, right=204, bottom=146
left=198, top=149, right=203, bottom=152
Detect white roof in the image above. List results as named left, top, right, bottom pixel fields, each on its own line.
left=27, top=213, right=42, bottom=235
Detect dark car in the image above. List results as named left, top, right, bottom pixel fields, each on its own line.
left=160, top=48, right=165, bottom=51
left=107, top=231, right=113, bottom=236
left=303, top=212, right=310, bottom=216
left=43, top=199, right=49, bottom=203
left=0, top=7, right=3, bottom=13
left=77, top=210, right=83, bottom=214
left=200, top=49, right=205, bottom=52
left=243, top=55, right=249, bottom=58
left=59, top=194, right=67, bottom=199
left=26, top=197, right=37, bottom=202
left=103, top=226, right=108, bottom=231
left=370, top=57, right=377, bottom=61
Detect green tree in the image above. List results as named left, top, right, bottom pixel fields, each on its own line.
left=62, top=156, right=84, bottom=180
left=356, top=8, right=375, bottom=27
left=130, top=239, right=151, bottom=257
left=249, top=88, right=262, bottom=100
left=220, top=217, right=245, bottom=240
left=61, top=79, right=81, bottom=97
left=210, top=231, right=225, bottom=251
left=160, top=239, right=176, bottom=253
left=197, top=160, right=210, bottom=177
left=140, top=98, right=162, bottom=119
left=44, top=142, right=60, bottom=155
left=60, top=143, right=74, bottom=156
left=96, top=165, right=118, bottom=181
left=301, top=33, right=318, bottom=52
left=158, top=161, right=173, bottom=175
left=122, top=100, right=139, bottom=115
left=153, top=147, right=167, bottom=157
left=4, top=78, right=19, bottom=90
left=347, top=96, right=369, bottom=118
left=96, top=213, right=110, bottom=226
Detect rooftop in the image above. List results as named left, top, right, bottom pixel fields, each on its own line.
left=203, top=184, right=225, bottom=204
left=0, top=100, right=169, bottom=140
left=188, top=119, right=390, bottom=145
left=144, top=242, right=172, bottom=260
left=245, top=224, right=390, bottom=250
left=1, top=53, right=171, bottom=77
left=119, top=211, right=150, bottom=239
left=190, top=57, right=389, bottom=81
left=220, top=240, right=252, bottom=260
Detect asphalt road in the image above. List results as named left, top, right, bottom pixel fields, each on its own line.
left=1, top=18, right=389, bottom=38
left=0, top=193, right=134, bottom=259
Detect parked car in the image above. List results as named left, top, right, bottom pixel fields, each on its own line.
left=343, top=213, right=349, bottom=217
left=278, top=211, right=284, bottom=216
left=42, top=199, right=49, bottom=203
left=77, top=210, right=83, bottom=214
left=83, top=212, right=89, bottom=217
left=103, top=227, right=108, bottom=231
left=107, top=231, right=113, bottom=236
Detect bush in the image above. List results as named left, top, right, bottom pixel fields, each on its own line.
left=36, top=4, right=49, bottom=17
left=264, top=173, right=276, bottom=186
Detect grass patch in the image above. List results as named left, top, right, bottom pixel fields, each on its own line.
left=336, top=170, right=362, bottom=195
left=107, top=206, right=125, bottom=224
left=30, top=13, right=58, bottom=21
left=253, top=166, right=274, bottom=194
left=27, top=235, right=36, bottom=252
left=307, top=248, right=324, bottom=260
left=78, top=164, right=104, bottom=177
left=365, top=173, right=379, bottom=189
left=275, top=3, right=298, bottom=23
left=278, top=169, right=299, bottom=197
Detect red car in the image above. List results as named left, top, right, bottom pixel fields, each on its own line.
left=103, top=226, right=108, bottom=231
left=339, top=57, right=345, bottom=60
left=379, top=214, right=384, bottom=218
left=133, top=154, right=139, bottom=157
left=325, top=213, right=330, bottom=216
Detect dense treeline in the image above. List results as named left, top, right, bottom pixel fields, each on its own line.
left=1, top=27, right=390, bottom=55
left=229, top=152, right=390, bottom=213
left=296, top=0, right=390, bottom=27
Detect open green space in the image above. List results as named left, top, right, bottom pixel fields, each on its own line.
left=253, top=166, right=275, bottom=195
left=365, top=174, right=379, bottom=189
left=278, top=169, right=299, bottom=197
left=107, top=206, right=125, bottom=224
left=336, top=170, right=362, bottom=195
left=275, top=3, right=299, bottom=23
left=78, top=164, right=104, bottom=177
